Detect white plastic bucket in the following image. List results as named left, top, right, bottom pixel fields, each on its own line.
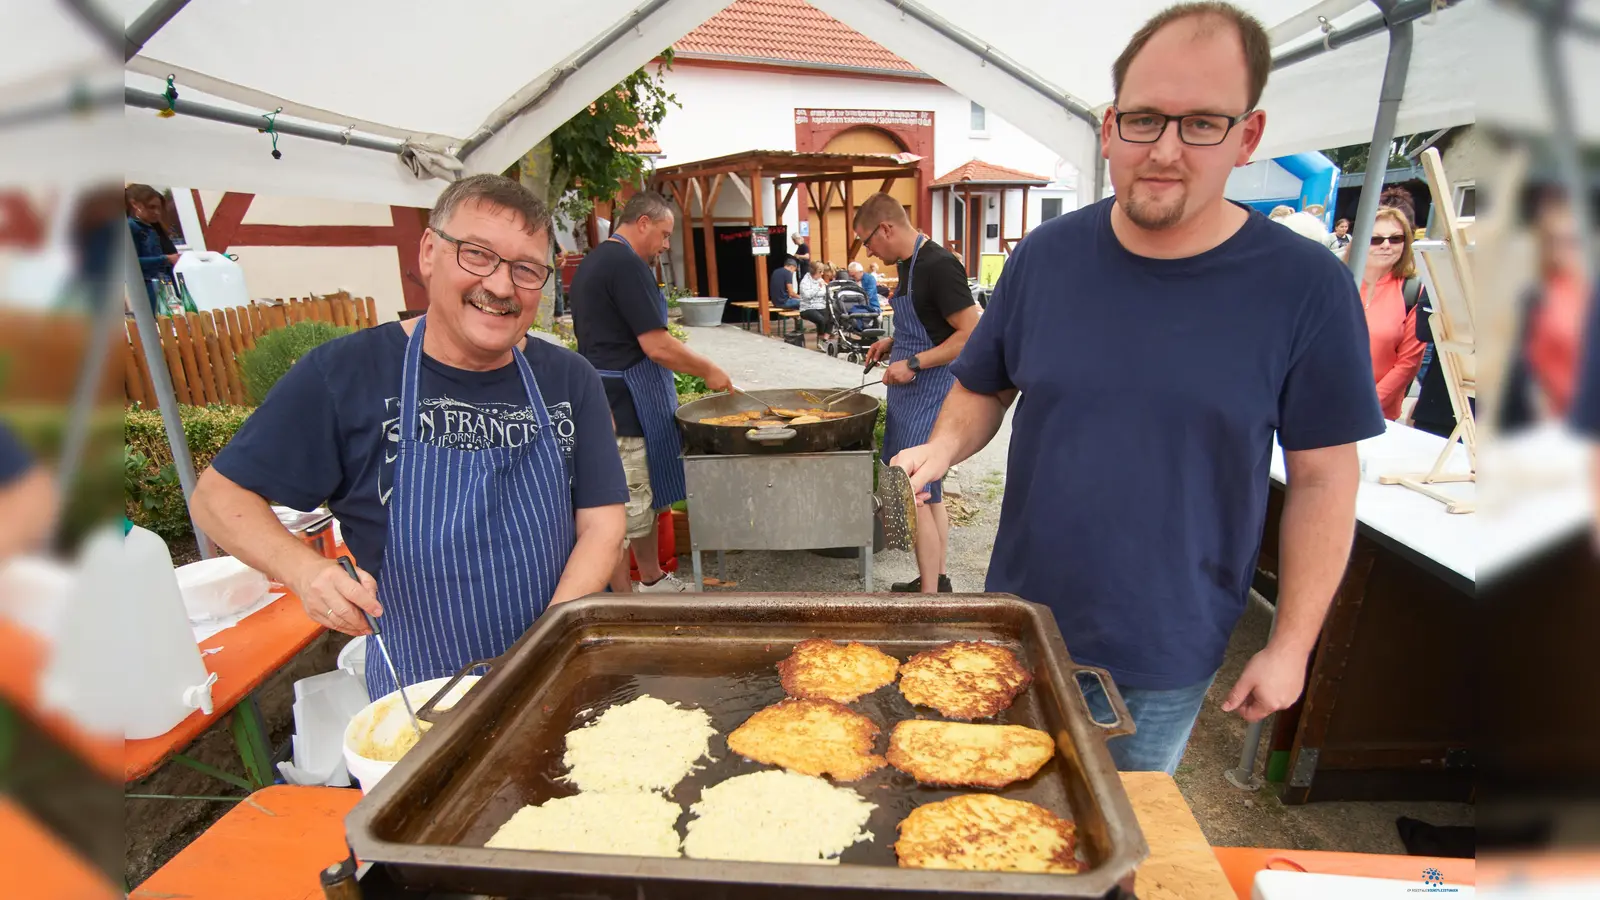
left=342, top=675, right=480, bottom=793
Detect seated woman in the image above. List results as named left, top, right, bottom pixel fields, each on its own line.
left=798, top=261, right=831, bottom=341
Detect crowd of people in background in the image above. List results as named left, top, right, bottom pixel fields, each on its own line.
left=767, top=250, right=891, bottom=347
left=1265, top=180, right=1590, bottom=436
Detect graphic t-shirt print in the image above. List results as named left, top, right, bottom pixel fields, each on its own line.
left=379, top=397, right=576, bottom=505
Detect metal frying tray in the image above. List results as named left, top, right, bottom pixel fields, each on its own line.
left=346, top=594, right=1148, bottom=899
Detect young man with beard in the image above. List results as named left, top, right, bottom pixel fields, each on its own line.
left=571, top=191, right=731, bottom=593
left=891, top=2, right=1383, bottom=773
left=192, top=175, right=629, bottom=700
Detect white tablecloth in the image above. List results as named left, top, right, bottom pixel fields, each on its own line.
left=1270, top=420, right=1593, bottom=587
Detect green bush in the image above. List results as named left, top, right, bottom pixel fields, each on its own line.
left=125, top=405, right=253, bottom=543
left=238, top=321, right=352, bottom=404
left=2, top=404, right=126, bottom=550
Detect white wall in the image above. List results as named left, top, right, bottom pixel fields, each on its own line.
left=196, top=189, right=410, bottom=322
left=929, top=186, right=1076, bottom=251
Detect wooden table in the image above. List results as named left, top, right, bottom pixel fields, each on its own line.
left=1260, top=422, right=1477, bottom=803
left=133, top=773, right=1235, bottom=900
left=0, top=796, right=120, bottom=899
left=125, top=589, right=325, bottom=788
left=0, top=617, right=122, bottom=781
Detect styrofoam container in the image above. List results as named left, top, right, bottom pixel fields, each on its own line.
left=176, top=556, right=270, bottom=621
left=342, top=675, right=480, bottom=793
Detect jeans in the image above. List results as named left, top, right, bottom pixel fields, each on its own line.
left=1077, top=670, right=1216, bottom=775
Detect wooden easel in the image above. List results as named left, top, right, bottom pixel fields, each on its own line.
left=1378, top=148, right=1476, bottom=514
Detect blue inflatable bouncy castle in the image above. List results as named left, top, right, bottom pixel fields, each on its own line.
left=1225, top=151, right=1340, bottom=228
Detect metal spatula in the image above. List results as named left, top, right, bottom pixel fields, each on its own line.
left=337, top=557, right=423, bottom=739
left=876, top=461, right=918, bottom=552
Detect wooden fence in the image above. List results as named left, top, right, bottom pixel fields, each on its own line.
left=124, top=294, right=379, bottom=407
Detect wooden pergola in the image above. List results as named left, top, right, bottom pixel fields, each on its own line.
left=650, top=150, right=922, bottom=335
left=933, top=160, right=1051, bottom=277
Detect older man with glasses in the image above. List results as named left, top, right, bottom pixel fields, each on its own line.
left=571, top=190, right=731, bottom=593
left=891, top=2, right=1383, bottom=774
left=192, top=175, right=630, bottom=700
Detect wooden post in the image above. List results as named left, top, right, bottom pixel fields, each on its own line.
left=817, top=181, right=832, bottom=267
left=126, top=322, right=154, bottom=407
left=187, top=312, right=219, bottom=405
left=998, top=188, right=1007, bottom=258
left=671, top=181, right=697, bottom=296
left=159, top=319, right=193, bottom=406
left=845, top=178, right=860, bottom=259
left=1020, top=184, right=1030, bottom=241
left=365, top=296, right=377, bottom=327
left=702, top=174, right=725, bottom=300
left=752, top=168, right=769, bottom=335
left=777, top=182, right=798, bottom=217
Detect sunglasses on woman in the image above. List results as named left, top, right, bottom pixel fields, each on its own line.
left=1369, top=234, right=1406, bottom=246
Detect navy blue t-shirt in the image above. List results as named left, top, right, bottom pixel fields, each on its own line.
left=952, top=199, right=1384, bottom=690
left=0, top=422, right=33, bottom=485
left=1569, top=282, right=1600, bottom=436
left=212, top=322, right=628, bottom=578
left=570, top=239, right=668, bottom=438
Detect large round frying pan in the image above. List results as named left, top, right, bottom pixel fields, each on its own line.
left=676, top=388, right=879, bottom=455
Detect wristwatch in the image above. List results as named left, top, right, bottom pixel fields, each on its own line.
left=906, top=355, right=922, bottom=374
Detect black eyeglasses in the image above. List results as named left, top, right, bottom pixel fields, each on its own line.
left=1114, top=109, right=1253, bottom=146
left=1369, top=234, right=1406, bottom=246
left=856, top=222, right=886, bottom=247
left=433, top=229, right=552, bottom=290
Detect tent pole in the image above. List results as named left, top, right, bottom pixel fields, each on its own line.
left=125, top=88, right=404, bottom=154
left=123, top=230, right=214, bottom=559
left=124, top=0, right=193, bottom=61
left=1271, top=0, right=1439, bottom=71
left=54, top=261, right=126, bottom=516
left=1344, top=2, right=1413, bottom=278
left=1539, top=0, right=1596, bottom=283
left=874, top=0, right=1098, bottom=128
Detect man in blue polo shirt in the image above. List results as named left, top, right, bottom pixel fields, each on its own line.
left=893, top=2, right=1383, bottom=773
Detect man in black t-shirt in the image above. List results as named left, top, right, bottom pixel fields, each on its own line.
left=769, top=257, right=800, bottom=310
left=193, top=175, right=630, bottom=699
left=572, top=191, right=731, bottom=593
left=853, top=193, right=978, bottom=595
left=792, top=233, right=811, bottom=273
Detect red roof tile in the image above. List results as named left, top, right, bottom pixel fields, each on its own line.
left=675, top=0, right=919, bottom=73
left=933, top=160, right=1051, bottom=186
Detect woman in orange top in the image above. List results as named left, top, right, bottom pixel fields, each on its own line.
left=1523, top=192, right=1589, bottom=417
left=1358, top=207, right=1427, bottom=419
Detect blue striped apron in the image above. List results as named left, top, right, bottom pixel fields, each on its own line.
left=594, top=235, right=687, bottom=509
left=880, top=236, right=956, bottom=504
left=365, top=315, right=575, bottom=700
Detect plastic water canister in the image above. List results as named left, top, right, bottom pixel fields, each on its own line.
left=125, top=526, right=215, bottom=738
left=173, top=251, right=251, bottom=312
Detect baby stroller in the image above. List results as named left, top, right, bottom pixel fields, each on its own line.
left=821, top=282, right=885, bottom=364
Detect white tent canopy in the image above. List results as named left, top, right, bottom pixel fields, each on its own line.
left=108, top=0, right=1495, bottom=209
